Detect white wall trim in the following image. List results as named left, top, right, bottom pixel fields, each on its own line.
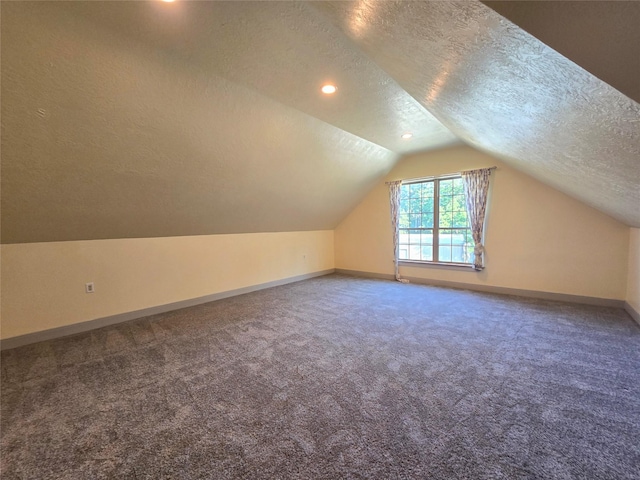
left=335, top=268, right=625, bottom=309
left=0, top=269, right=335, bottom=351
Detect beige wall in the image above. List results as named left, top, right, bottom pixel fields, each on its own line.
left=335, top=146, right=629, bottom=300
left=0, top=231, right=334, bottom=339
left=627, top=228, right=640, bottom=314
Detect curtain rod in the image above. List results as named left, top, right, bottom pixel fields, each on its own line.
left=386, top=166, right=496, bottom=185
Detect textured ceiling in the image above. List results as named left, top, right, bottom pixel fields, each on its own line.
left=1, top=1, right=639, bottom=244
left=0, top=2, right=400, bottom=243
left=66, top=1, right=458, bottom=155
left=483, top=1, right=640, bottom=104
left=313, top=1, right=640, bottom=227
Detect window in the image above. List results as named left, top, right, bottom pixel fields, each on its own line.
left=398, top=176, right=473, bottom=265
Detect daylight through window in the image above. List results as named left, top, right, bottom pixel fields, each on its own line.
left=398, top=176, right=474, bottom=265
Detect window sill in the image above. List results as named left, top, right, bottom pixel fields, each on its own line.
left=399, top=260, right=476, bottom=271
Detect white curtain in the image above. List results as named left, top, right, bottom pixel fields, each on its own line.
left=461, top=168, right=492, bottom=270
left=387, top=181, right=409, bottom=283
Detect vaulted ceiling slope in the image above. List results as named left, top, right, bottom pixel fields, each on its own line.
left=1, top=1, right=638, bottom=245
left=483, top=1, right=640, bottom=104
left=312, top=1, right=640, bottom=227
left=0, top=1, right=458, bottom=244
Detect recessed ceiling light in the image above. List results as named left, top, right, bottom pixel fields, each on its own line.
left=401, top=133, right=413, bottom=139
left=162, top=0, right=176, bottom=3
left=321, top=84, right=337, bottom=94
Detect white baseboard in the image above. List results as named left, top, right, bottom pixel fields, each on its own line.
left=334, top=268, right=626, bottom=309
left=0, top=269, right=335, bottom=351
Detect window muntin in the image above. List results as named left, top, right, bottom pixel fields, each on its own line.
left=398, top=177, right=473, bottom=264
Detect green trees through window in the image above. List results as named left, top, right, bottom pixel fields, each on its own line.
left=398, top=177, right=474, bottom=264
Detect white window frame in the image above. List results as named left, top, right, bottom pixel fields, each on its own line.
left=398, top=174, right=474, bottom=268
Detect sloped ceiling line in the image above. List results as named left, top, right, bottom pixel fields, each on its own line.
left=1, top=1, right=401, bottom=244
left=311, top=0, right=640, bottom=227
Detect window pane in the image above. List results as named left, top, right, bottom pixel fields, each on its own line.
left=453, top=178, right=465, bottom=195
left=399, top=229, right=409, bottom=247
left=439, top=198, right=454, bottom=223
left=399, top=213, right=409, bottom=228
left=438, top=228, right=450, bottom=263
left=421, top=229, right=433, bottom=260
left=439, top=211, right=453, bottom=228
left=439, top=228, right=472, bottom=263
left=410, top=197, right=422, bottom=213
left=438, top=246, right=452, bottom=263
left=464, top=230, right=474, bottom=264
left=399, top=188, right=410, bottom=217
left=439, top=193, right=450, bottom=212
left=452, top=229, right=469, bottom=263
left=409, top=215, right=421, bottom=228
left=425, top=182, right=434, bottom=195
left=452, top=211, right=468, bottom=228
left=409, top=184, right=421, bottom=198
left=400, top=185, right=410, bottom=202
left=439, top=179, right=453, bottom=196
left=409, top=245, right=421, bottom=260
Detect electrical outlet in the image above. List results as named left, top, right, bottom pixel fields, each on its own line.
left=85, top=282, right=95, bottom=293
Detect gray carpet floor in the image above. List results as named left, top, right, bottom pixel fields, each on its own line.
left=1, top=274, right=639, bottom=479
